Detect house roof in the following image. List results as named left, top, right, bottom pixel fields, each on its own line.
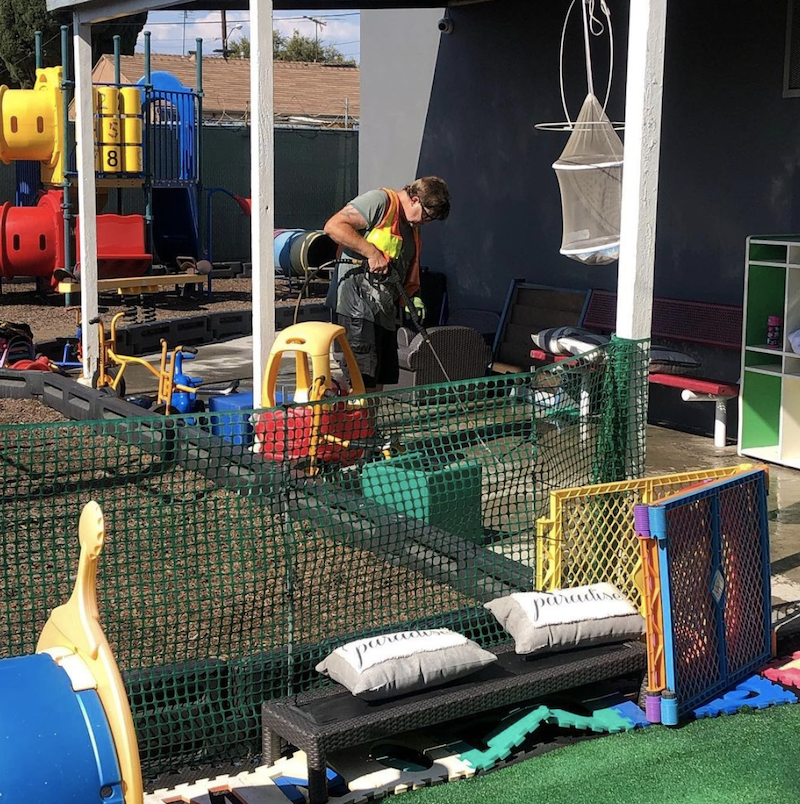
left=92, top=53, right=360, bottom=125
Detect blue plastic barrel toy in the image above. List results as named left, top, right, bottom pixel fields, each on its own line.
left=0, top=653, right=124, bottom=803
left=274, top=229, right=338, bottom=277
left=273, top=229, right=304, bottom=276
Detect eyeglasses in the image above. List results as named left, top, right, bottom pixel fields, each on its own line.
left=419, top=202, right=437, bottom=222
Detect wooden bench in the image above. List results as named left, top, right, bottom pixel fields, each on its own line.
left=260, top=639, right=646, bottom=804
left=530, top=290, right=742, bottom=447
left=56, top=273, right=205, bottom=297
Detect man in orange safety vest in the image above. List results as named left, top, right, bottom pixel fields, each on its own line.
left=324, top=177, right=450, bottom=392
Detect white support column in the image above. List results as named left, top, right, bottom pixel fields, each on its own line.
left=616, top=0, right=668, bottom=340
left=74, top=16, right=100, bottom=381
left=250, top=0, right=275, bottom=407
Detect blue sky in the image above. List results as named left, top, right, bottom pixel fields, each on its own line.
left=135, top=9, right=361, bottom=62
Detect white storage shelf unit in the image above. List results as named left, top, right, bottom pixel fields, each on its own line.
left=739, top=236, right=800, bottom=468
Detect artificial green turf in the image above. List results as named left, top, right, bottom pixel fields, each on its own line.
left=402, top=704, right=800, bottom=804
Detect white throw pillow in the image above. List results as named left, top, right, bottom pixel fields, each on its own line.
left=485, top=583, right=645, bottom=656
left=531, top=326, right=609, bottom=356
left=315, top=628, right=497, bottom=701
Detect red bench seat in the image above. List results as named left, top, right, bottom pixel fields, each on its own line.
left=76, top=214, right=152, bottom=279
left=648, top=373, right=739, bottom=399
left=526, top=290, right=742, bottom=446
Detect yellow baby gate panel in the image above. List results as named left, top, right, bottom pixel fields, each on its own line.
left=535, top=464, right=756, bottom=613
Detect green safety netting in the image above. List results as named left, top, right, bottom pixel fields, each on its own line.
left=0, top=337, right=648, bottom=781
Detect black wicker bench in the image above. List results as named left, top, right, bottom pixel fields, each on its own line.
left=261, top=639, right=646, bottom=804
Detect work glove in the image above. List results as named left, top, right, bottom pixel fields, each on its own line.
left=404, top=295, right=427, bottom=323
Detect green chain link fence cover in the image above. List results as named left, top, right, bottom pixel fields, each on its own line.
left=0, top=336, right=648, bottom=781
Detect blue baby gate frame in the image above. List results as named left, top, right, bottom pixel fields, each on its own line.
left=642, top=468, right=771, bottom=717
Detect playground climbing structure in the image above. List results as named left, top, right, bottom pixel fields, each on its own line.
left=0, top=29, right=205, bottom=289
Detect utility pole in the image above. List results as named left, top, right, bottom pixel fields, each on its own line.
left=303, top=15, right=327, bottom=61
left=220, top=10, right=229, bottom=59
left=215, top=12, right=242, bottom=60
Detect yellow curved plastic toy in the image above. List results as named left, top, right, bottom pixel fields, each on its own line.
left=36, top=501, right=143, bottom=804
left=0, top=67, right=64, bottom=184
left=262, top=321, right=365, bottom=406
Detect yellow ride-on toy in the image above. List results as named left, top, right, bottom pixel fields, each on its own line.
left=253, top=321, right=399, bottom=474
left=89, top=312, right=203, bottom=414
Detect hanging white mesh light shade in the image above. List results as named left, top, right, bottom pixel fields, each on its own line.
left=553, top=92, right=623, bottom=265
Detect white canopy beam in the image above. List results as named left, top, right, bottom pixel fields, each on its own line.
left=52, top=0, right=179, bottom=23
left=616, top=0, right=667, bottom=340
left=74, top=16, right=101, bottom=381
left=250, top=0, right=276, bottom=406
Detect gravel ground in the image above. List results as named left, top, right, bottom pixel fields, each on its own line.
left=0, top=274, right=328, bottom=424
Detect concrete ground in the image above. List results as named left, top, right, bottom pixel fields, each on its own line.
left=122, top=334, right=800, bottom=615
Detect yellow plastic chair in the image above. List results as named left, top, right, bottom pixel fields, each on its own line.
left=261, top=321, right=365, bottom=406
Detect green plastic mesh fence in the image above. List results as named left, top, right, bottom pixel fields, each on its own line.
left=0, top=337, right=648, bottom=780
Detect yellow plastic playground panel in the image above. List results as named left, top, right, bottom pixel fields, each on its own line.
left=535, top=464, right=758, bottom=609
left=0, top=67, right=64, bottom=183
left=119, top=87, right=143, bottom=173
left=535, top=464, right=760, bottom=696
left=96, top=86, right=122, bottom=173
left=93, top=85, right=144, bottom=176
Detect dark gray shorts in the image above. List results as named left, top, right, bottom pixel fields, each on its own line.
left=336, top=314, right=399, bottom=388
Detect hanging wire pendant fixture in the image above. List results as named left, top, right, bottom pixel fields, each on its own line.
left=536, top=0, right=625, bottom=265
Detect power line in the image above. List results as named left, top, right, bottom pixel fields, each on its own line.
left=118, top=11, right=359, bottom=25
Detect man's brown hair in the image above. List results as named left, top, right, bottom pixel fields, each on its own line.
left=405, top=176, right=450, bottom=221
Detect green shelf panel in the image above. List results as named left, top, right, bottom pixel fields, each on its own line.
left=741, top=370, right=781, bottom=450
left=744, top=350, right=782, bottom=369
left=748, top=242, right=787, bottom=261
left=745, top=264, right=786, bottom=347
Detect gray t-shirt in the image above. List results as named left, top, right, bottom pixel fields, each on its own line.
left=327, top=189, right=417, bottom=330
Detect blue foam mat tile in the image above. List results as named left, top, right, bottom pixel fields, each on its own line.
left=273, top=765, right=348, bottom=800
left=272, top=777, right=306, bottom=804
left=610, top=701, right=651, bottom=728
left=694, top=674, right=798, bottom=719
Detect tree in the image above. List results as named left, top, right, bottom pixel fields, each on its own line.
left=0, top=0, right=146, bottom=88
left=227, top=30, right=356, bottom=65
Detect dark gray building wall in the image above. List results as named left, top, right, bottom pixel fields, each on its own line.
left=363, top=0, right=800, bottom=316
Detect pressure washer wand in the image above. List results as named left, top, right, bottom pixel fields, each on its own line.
left=394, top=281, right=454, bottom=384
left=341, top=258, right=453, bottom=383
left=340, top=258, right=501, bottom=466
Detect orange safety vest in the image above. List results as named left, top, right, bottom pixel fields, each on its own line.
left=365, top=187, right=421, bottom=297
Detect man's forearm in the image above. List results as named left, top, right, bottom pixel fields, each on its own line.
left=324, top=220, right=380, bottom=260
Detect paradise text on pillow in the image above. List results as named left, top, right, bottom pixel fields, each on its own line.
left=339, top=629, right=454, bottom=670
left=528, top=587, right=627, bottom=623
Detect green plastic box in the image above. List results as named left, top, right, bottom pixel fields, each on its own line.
left=360, top=452, right=484, bottom=544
